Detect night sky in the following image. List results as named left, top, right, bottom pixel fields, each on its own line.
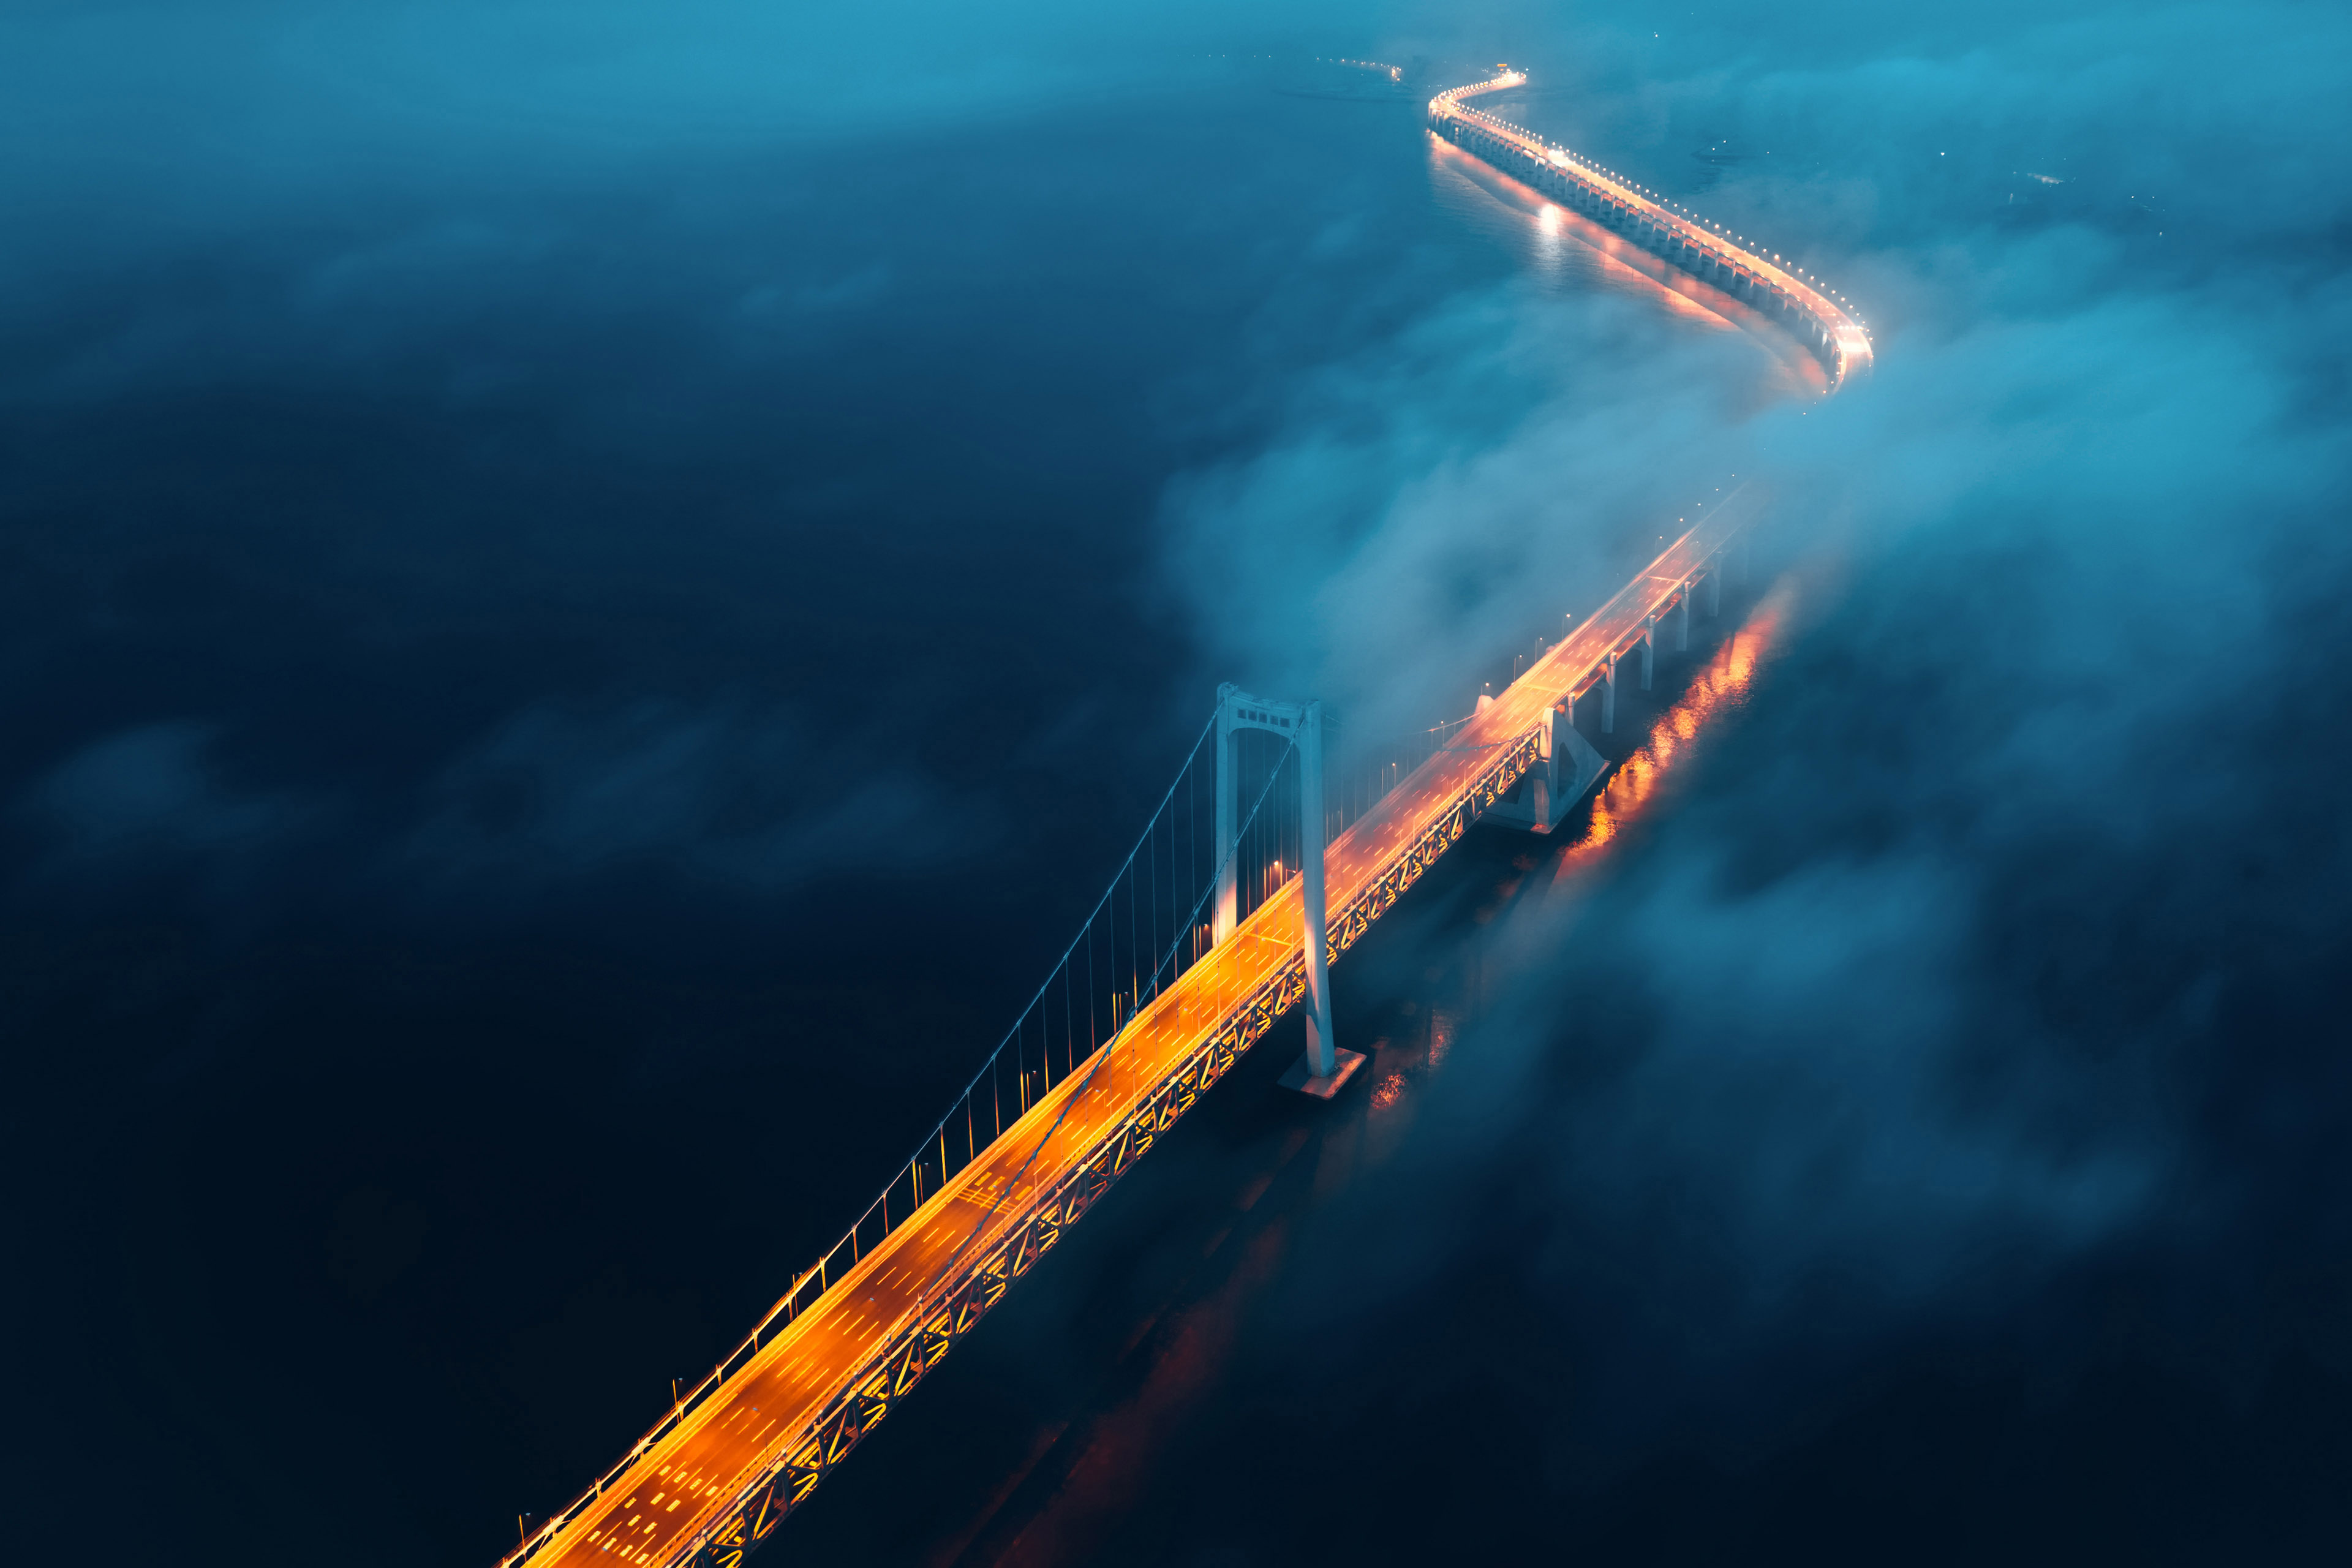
left=6, top=2, right=2350, bottom=1564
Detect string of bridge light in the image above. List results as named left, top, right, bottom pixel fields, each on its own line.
left=1433, top=92, right=1867, bottom=331
left=1449, top=102, right=1864, bottom=324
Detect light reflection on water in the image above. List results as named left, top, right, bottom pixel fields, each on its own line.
left=1373, top=582, right=1790, bottom=1121
left=927, top=589, right=1794, bottom=1565
left=1555, top=578, right=1790, bottom=881
left=914, top=138, right=1815, bottom=1564
left=1428, top=137, right=1830, bottom=399
left=1340, top=582, right=1794, bottom=1173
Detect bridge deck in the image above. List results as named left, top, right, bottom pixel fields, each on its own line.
left=519, top=491, right=1761, bottom=1568
left=1431, top=75, right=1872, bottom=385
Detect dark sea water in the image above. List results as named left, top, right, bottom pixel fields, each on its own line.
left=8, top=17, right=2351, bottom=1567
left=0, top=54, right=1777, bottom=1563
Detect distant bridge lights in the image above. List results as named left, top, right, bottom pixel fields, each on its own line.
left=1428, top=73, right=1870, bottom=380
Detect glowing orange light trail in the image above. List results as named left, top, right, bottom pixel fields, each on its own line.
left=1557, top=582, right=1787, bottom=876
left=1427, top=135, right=1831, bottom=396
left=1428, top=72, right=1874, bottom=386
left=499, top=66, right=1875, bottom=1568
left=500, top=490, right=1772, bottom=1568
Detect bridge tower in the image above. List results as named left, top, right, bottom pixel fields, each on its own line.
left=1211, top=684, right=1361, bottom=1099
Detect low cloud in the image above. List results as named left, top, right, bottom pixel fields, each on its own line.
left=1155, top=0, right=2352, bottom=1452
left=402, top=698, right=982, bottom=902
left=27, top=722, right=311, bottom=864
left=1164, top=283, right=1766, bottom=736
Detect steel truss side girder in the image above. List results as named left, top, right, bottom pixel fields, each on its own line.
left=1328, top=727, right=1540, bottom=967
left=668, top=725, right=1545, bottom=1568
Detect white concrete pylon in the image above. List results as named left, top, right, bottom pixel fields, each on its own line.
left=1212, top=688, right=1240, bottom=946
left=1298, top=700, right=1336, bottom=1079
left=1210, top=682, right=1362, bottom=1099
left=1211, top=682, right=1316, bottom=954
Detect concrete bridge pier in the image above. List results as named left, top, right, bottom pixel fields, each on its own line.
left=1641, top=617, right=1656, bottom=690
left=1602, top=656, right=1617, bottom=733
left=1496, top=700, right=1608, bottom=842
left=1676, top=581, right=1692, bottom=651
left=1485, top=699, right=1607, bottom=836
left=1707, top=563, right=1722, bottom=617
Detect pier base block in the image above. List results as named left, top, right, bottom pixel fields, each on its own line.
left=1278, top=1047, right=1366, bottom=1101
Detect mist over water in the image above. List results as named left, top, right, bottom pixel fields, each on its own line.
left=5, top=1, right=2349, bottom=1562
left=1130, top=5, right=2352, bottom=1558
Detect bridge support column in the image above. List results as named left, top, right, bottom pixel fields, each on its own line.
left=1641, top=619, right=1655, bottom=690
left=1602, top=657, right=1616, bottom=734
left=1280, top=699, right=1361, bottom=1100
left=1485, top=701, right=1605, bottom=836
left=1707, top=564, right=1722, bottom=618
left=1676, top=582, right=1692, bottom=651
left=1212, top=689, right=1239, bottom=946
left=1300, top=699, right=1333, bottom=1072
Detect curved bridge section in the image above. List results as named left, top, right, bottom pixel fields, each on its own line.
left=1431, top=72, right=1874, bottom=387
left=497, top=71, right=1872, bottom=1568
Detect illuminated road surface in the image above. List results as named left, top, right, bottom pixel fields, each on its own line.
left=1431, top=73, right=1874, bottom=385
left=521, top=486, right=1765, bottom=1568
left=1429, top=137, right=1834, bottom=398
left=513, top=69, right=1872, bottom=1568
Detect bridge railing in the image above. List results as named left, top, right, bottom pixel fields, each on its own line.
left=1324, top=711, right=1474, bottom=842
left=503, top=496, right=1764, bottom=1568
left=765, top=687, right=1508, bottom=1338
left=495, top=707, right=1329, bottom=1567
left=733, top=710, right=1305, bottom=1319
left=651, top=699, right=1556, bottom=1568
left=1431, top=78, right=1871, bottom=383
left=498, top=698, right=1529, bottom=1568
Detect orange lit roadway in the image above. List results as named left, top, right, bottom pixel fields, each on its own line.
left=1432, top=74, right=1875, bottom=383
left=512, top=487, right=1765, bottom=1568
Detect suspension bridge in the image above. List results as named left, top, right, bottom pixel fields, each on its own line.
left=499, top=67, right=1864, bottom=1568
